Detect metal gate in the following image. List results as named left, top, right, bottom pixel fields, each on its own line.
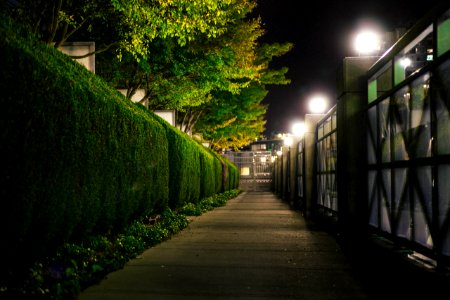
left=224, top=151, right=273, bottom=191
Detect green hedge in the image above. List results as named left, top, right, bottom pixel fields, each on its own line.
left=0, top=16, right=239, bottom=279
left=0, top=18, right=171, bottom=271
left=154, top=119, right=227, bottom=209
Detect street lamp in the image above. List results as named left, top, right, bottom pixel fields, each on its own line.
left=283, top=136, right=293, bottom=147
left=354, top=29, right=381, bottom=56
left=308, top=95, right=328, bottom=114
left=292, top=122, right=306, bottom=137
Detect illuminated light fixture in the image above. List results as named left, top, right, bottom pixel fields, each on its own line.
left=400, top=57, right=412, bottom=68
left=284, top=136, right=293, bottom=147
left=276, top=150, right=282, bottom=156
left=354, top=30, right=381, bottom=55
left=308, top=95, right=328, bottom=114
left=292, top=122, right=306, bottom=137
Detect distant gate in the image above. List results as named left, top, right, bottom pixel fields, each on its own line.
left=224, top=151, right=273, bottom=191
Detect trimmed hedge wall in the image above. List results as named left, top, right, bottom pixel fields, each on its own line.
left=0, top=17, right=238, bottom=274
left=154, top=119, right=237, bottom=209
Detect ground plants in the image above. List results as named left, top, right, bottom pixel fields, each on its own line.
left=0, top=189, right=241, bottom=299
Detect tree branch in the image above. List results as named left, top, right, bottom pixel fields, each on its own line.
left=57, top=17, right=89, bottom=47
left=66, top=42, right=117, bottom=59
left=48, top=0, right=63, bottom=44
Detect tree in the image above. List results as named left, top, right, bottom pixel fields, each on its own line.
left=194, top=84, right=268, bottom=150
left=187, top=41, right=293, bottom=150
left=4, top=0, right=254, bottom=59
left=4, top=0, right=294, bottom=151
left=97, top=6, right=266, bottom=113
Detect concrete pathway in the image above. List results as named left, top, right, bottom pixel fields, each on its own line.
left=77, top=191, right=450, bottom=299
left=78, top=191, right=371, bottom=299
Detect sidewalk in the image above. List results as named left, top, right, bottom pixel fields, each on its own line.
left=77, top=192, right=446, bottom=300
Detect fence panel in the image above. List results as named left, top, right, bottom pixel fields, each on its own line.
left=224, top=151, right=273, bottom=192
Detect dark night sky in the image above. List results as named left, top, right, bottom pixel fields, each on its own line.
left=254, top=0, right=443, bottom=136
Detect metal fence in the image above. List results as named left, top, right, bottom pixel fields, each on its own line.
left=315, top=107, right=338, bottom=214
left=224, top=151, right=273, bottom=192
left=267, top=3, right=450, bottom=269
left=366, top=5, right=450, bottom=266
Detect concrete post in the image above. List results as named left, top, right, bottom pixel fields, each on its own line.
left=304, top=114, right=325, bottom=218
left=288, top=137, right=301, bottom=207
left=336, top=56, right=379, bottom=236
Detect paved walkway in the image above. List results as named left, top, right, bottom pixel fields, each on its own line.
left=77, top=192, right=447, bottom=300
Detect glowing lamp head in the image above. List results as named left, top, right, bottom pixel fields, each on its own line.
left=308, top=95, right=328, bottom=114
left=354, top=30, right=381, bottom=55
left=283, top=136, right=293, bottom=147
left=292, top=122, right=306, bottom=137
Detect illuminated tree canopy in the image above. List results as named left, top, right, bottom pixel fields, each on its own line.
left=4, top=0, right=293, bottom=151
left=4, top=0, right=254, bottom=58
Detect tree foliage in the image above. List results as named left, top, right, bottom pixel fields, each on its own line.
left=3, top=0, right=254, bottom=59
left=3, top=0, right=294, bottom=151
left=186, top=40, right=293, bottom=151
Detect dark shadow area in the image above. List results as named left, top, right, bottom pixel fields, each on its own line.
left=303, top=213, right=450, bottom=300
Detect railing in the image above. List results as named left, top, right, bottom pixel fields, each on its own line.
left=224, top=151, right=273, bottom=192
left=315, top=106, right=338, bottom=214
left=272, top=3, right=450, bottom=269
left=367, top=4, right=450, bottom=266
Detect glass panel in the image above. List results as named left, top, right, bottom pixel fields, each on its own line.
left=324, top=118, right=331, bottom=136
left=437, top=8, right=450, bottom=57
left=438, top=165, right=450, bottom=227
left=331, top=175, right=338, bottom=212
left=324, top=137, right=330, bottom=171
left=379, top=98, right=391, bottom=162
left=377, top=64, right=393, bottom=97
left=381, top=169, right=392, bottom=233
left=413, top=167, right=433, bottom=248
left=318, top=174, right=326, bottom=206
left=332, top=113, right=337, bottom=130
left=330, top=133, right=337, bottom=171
left=368, top=106, right=377, bottom=164
left=436, top=59, right=450, bottom=154
left=394, top=168, right=411, bottom=239
left=316, top=142, right=322, bottom=171
left=394, top=25, right=433, bottom=85
left=410, top=73, right=432, bottom=158
left=368, top=79, right=377, bottom=103
left=318, top=124, right=323, bottom=139
left=369, top=62, right=393, bottom=102
left=392, top=87, right=410, bottom=161
left=438, top=165, right=450, bottom=256
left=324, top=174, right=331, bottom=209
left=368, top=171, right=379, bottom=227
